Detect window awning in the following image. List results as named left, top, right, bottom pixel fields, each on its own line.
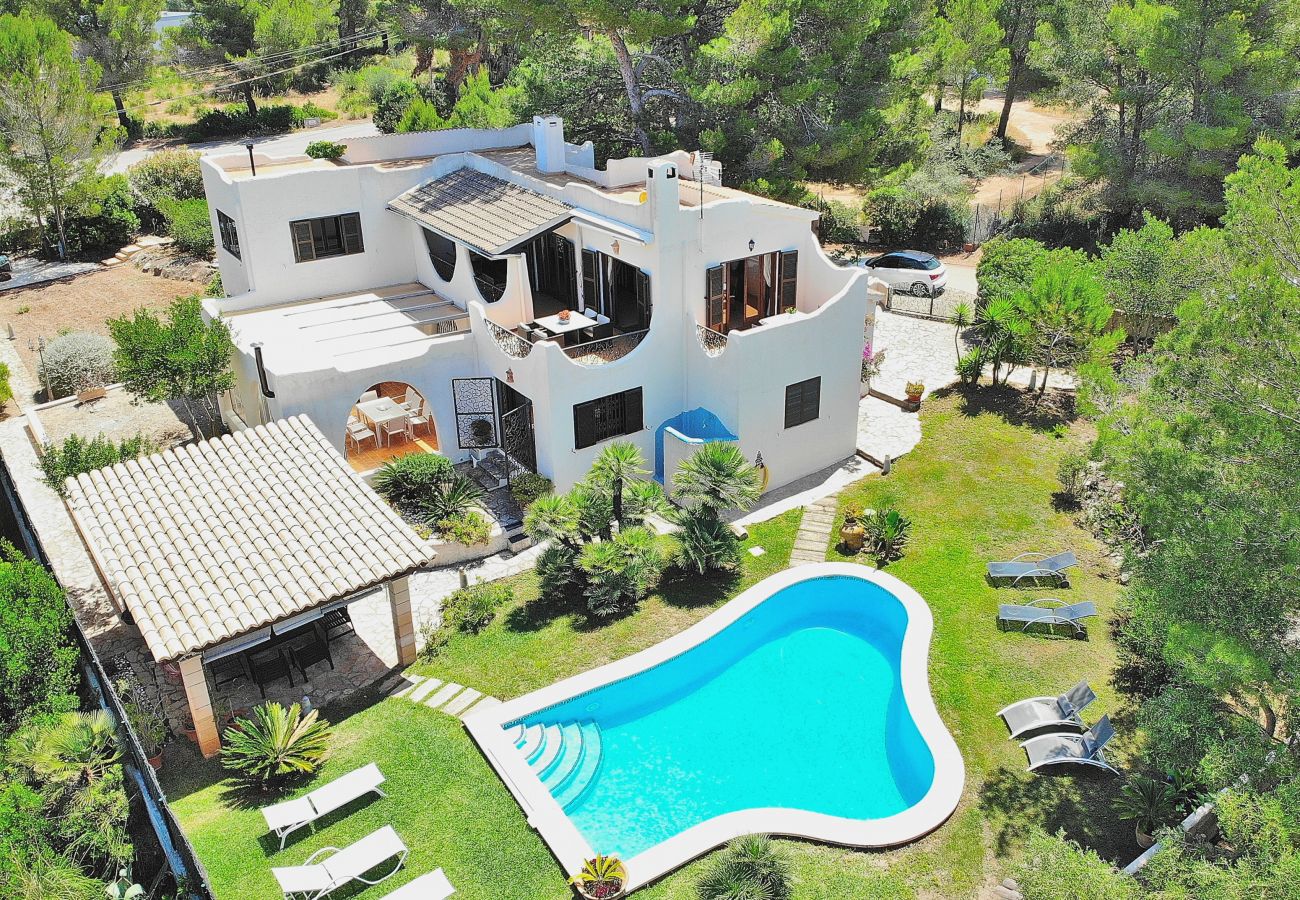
left=388, top=168, right=573, bottom=257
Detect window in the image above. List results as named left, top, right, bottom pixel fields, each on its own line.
left=784, top=377, right=820, bottom=429
left=217, top=210, right=240, bottom=259
left=290, top=213, right=364, bottom=263
left=704, top=248, right=796, bottom=332
left=574, top=387, right=643, bottom=450
left=423, top=229, right=457, bottom=282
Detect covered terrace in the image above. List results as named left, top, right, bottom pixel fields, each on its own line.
left=65, top=416, right=435, bottom=757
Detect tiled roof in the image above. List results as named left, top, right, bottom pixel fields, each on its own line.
left=65, top=416, right=433, bottom=663
left=388, top=167, right=573, bottom=256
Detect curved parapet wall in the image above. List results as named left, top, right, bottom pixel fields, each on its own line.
left=464, top=562, right=965, bottom=892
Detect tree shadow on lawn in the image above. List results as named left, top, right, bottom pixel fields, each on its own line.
left=978, top=763, right=1132, bottom=863
left=940, top=383, right=1077, bottom=433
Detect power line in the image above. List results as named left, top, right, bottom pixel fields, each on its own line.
left=104, top=39, right=383, bottom=117
left=96, top=29, right=385, bottom=93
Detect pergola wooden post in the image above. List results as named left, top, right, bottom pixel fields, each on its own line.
left=388, top=575, right=418, bottom=666
left=179, top=655, right=222, bottom=758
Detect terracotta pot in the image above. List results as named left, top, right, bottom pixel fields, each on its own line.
left=963, top=241, right=976, bottom=253
left=841, top=524, right=865, bottom=552
left=182, top=723, right=199, bottom=744
left=1136, top=826, right=1156, bottom=849
left=147, top=751, right=164, bottom=772
left=906, top=391, right=923, bottom=405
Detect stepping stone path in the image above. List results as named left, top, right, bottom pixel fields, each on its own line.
left=386, top=673, right=501, bottom=720
left=790, top=497, right=838, bottom=565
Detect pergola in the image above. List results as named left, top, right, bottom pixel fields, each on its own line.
left=65, top=415, right=434, bottom=757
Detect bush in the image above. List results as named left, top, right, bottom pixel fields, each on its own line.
left=57, top=175, right=138, bottom=255
left=418, top=472, right=485, bottom=525
left=675, top=510, right=742, bottom=574
left=1057, top=451, right=1088, bottom=504
left=509, top=472, right=553, bottom=508
left=975, top=235, right=1047, bottom=310
left=126, top=149, right=204, bottom=215
left=442, top=582, right=512, bottom=634
left=157, top=197, right=214, bottom=256
left=579, top=527, right=663, bottom=617
left=0, top=216, right=41, bottom=255
left=955, top=347, right=984, bottom=385
left=435, top=509, right=491, bottom=546
left=372, top=452, right=455, bottom=512
left=38, top=332, right=116, bottom=399
left=864, top=184, right=970, bottom=250
left=220, top=702, right=332, bottom=788
left=861, top=504, right=911, bottom=565
left=305, top=140, right=347, bottom=159
left=1005, top=183, right=1103, bottom=251
left=374, top=79, right=423, bottom=134
left=696, top=835, right=791, bottom=900
left=808, top=197, right=862, bottom=243
left=291, top=102, right=337, bottom=127
left=39, top=433, right=156, bottom=497
left=0, top=542, right=80, bottom=727
left=1014, top=830, right=1139, bottom=900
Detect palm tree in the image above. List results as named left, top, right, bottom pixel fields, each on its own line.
left=950, top=300, right=973, bottom=358
left=523, top=493, right=581, bottom=552
left=588, top=441, right=648, bottom=530
left=672, top=442, right=762, bottom=521
left=15, top=711, right=120, bottom=787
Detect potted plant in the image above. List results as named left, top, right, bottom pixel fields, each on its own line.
left=570, top=854, right=627, bottom=899
left=840, top=503, right=866, bottom=552
left=470, top=418, right=494, bottom=446
left=116, top=676, right=168, bottom=771
left=1114, top=774, right=1177, bottom=848
left=905, top=381, right=925, bottom=405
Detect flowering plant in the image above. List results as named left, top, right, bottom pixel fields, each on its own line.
left=861, top=343, right=885, bottom=382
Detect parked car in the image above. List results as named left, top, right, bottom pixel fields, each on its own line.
left=0, top=254, right=11, bottom=282
left=858, top=250, right=947, bottom=297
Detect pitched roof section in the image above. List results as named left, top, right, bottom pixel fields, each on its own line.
left=387, top=167, right=573, bottom=256
left=65, top=416, right=433, bottom=663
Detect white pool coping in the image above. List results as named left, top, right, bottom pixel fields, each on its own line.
left=462, top=562, right=966, bottom=891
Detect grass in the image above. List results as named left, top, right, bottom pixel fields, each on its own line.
left=166, top=387, right=1129, bottom=899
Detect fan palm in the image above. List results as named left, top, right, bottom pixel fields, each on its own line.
left=220, top=702, right=332, bottom=788
left=675, top=509, right=742, bottom=574
left=673, top=442, right=762, bottom=520
left=623, top=478, right=668, bottom=527
left=18, top=711, right=120, bottom=786
left=418, top=472, right=484, bottom=524
left=589, top=441, right=648, bottom=529
left=524, top=492, right=581, bottom=550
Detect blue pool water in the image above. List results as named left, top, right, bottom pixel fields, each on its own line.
left=507, top=575, right=936, bottom=859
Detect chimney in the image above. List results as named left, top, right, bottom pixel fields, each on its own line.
left=645, top=159, right=680, bottom=223
left=533, top=115, right=566, bottom=174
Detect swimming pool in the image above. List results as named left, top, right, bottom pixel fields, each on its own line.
left=464, top=563, right=964, bottom=890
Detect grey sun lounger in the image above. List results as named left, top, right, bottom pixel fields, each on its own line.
left=997, top=680, right=1097, bottom=738
left=1021, top=715, right=1118, bottom=775
left=272, top=825, right=408, bottom=900
left=998, top=599, right=1097, bottom=635
left=987, top=550, right=1078, bottom=586
left=261, top=763, right=386, bottom=849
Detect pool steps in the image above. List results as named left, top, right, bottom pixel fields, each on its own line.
left=514, top=719, right=604, bottom=810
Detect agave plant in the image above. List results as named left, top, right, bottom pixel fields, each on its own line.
left=570, top=854, right=626, bottom=899
left=417, top=472, right=484, bottom=525
left=1113, top=773, right=1177, bottom=837
left=220, top=702, right=332, bottom=788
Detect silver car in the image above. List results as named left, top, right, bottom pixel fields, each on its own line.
left=859, top=250, right=948, bottom=297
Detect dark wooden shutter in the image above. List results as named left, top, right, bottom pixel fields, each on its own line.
left=634, top=269, right=651, bottom=329
left=779, top=249, right=798, bottom=310
left=622, top=388, right=643, bottom=434
left=341, top=213, right=364, bottom=254
left=556, top=235, right=578, bottom=306
left=784, top=377, right=820, bottom=428
left=581, top=249, right=599, bottom=313
left=290, top=220, right=315, bottom=262
left=574, top=399, right=597, bottom=450
left=706, top=264, right=726, bottom=330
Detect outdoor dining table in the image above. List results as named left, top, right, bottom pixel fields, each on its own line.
left=533, top=309, right=598, bottom=345
left=356, top=396, right=410, bottom=445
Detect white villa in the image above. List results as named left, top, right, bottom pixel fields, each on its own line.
left=200, top=116, right=871, bottom=496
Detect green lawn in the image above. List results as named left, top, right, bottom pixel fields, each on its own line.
left=166, top=388, right=1130, bottom=899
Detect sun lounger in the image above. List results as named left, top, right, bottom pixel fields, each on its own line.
left=987, top=550, right=1078, bottom=586
left=272, top=825, right=408, bottom=900
left=1021, top=715, right=1118, bottom=775
left=262, top=763, right=386, bottom=849
left=381, top=869, right=456, bottom=900
left=997, top=680, right=1097, bottom=738
left=998, top=599, right=1097, bottom=636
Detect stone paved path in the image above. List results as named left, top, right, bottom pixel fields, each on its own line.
left=387, top=672, right=500, bottom=720
left=790, top=497, right=838, bottom=565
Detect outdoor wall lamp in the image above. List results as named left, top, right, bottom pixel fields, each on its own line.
left=611, top=239, right=621, bottom=255
left=505, top=368, right=514, bottom=383
left=245, top=141, right=257, bottom=176
left=748, top=239, right=756, bottom=251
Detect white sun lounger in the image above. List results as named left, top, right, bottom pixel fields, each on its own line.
left=998, top=599, right=1097, bottom=635
left=272, top=825, right=408, bottom=900
left=987, top=550, right=1078, bottom=586
left=998, top=680, right=1097, bottom=739
left=261, top=763, right=386, bottom=849
left=381, top=869, right=456, bottom=900
left=1021, top=715, right=1118, bottom=775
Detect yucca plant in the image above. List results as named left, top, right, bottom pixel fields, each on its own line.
left=417, top=472, right=484, bottom=525
left=220, top=702, right=332, bottom=789
left=570, top=854, right=626, bottom=899
left=862, top=504, right=912, bottom=565
left=1113, top=773, right=1177, bottom=842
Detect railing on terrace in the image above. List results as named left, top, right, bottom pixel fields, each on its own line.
left=695, top=323, right=728, bottom=357
left=474, top=274, right=507, bottom=304
left=563, top=328, right=649, bottom=366
left=483, top=318, right=533, bottom=358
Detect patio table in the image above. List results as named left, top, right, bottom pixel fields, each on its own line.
left=533, top=309, right=597, bottom=336
left=356, top=396, right=410, bottom=446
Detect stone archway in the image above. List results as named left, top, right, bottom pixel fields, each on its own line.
left=345, top=380, right=441, bottom=473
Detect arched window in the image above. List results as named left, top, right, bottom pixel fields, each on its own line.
left=423, top=230, right=457, bottom=283
left=470, top=251, right=508, bottom=303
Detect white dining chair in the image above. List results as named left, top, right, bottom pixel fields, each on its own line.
left=347, top=420, right=375, bottom=451
left=378, top=418, right=408, bottom=447
left=359, top=390, right=379, bottom=403
left=406, top=402, right=432, bottom=439
left=400, top=389, right=422, bottom=414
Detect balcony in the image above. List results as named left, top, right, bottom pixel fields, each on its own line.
left=563, top=328, right=649, bottom=366
left=695, top=323, right=727, bottom=357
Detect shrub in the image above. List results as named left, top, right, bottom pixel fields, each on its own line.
left=864, top=182, right=969, bottom=250
left=372, top=453, right=455, bottom=511
left=579, top=527, right=663, bottom=617
left=126, top=149, right=204, bottom=214
left=696, top=835, right=791, bottom=900
left=38, top=332, right=116, bottom=398
left=418, top=472, right=485, bottom=525
left=435, top=509, right=491, bottom=546
left=861, top=504, right=911, bottom=565
left=305, top=140, right=346, bottom=159
left=0, top=362, right=12, bottom=407
left=221, top=702, right=332, bottom=788
left=1015, top=830, right=1140, bottom=900
left=157, top=197, right=214, bottom=256
left=955, top=347, right=984, bottom=385
left=57, top=175, right=138, bottom=255
left=1057, top=451, right=1088, bottom=504
left=0, top=541, right=80, bottom=727
left=535, top=544, right=580, bottom=598
left=807, top=197, right=861, bottom=243
left=675, top=510, right=742, bottom=574
left=291, top=102, right=337, bottom=127
left=509, top=472, right=553, bottom=508
left=975, top=235, right=1047, bottom=310
left=39, top=433, right=156, bottom=497
left=374, top=79, right=423, bottom=134
left=442, top=582, right=512, bottom=634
